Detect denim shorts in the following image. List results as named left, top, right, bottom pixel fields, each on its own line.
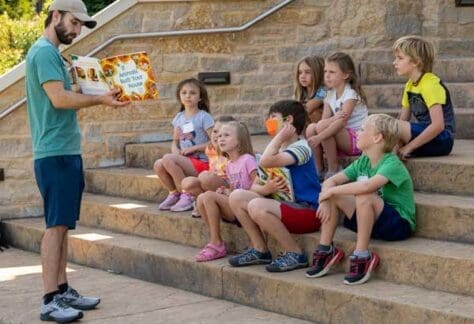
left=410, top=123, right=454, bottom=157
left=34, top=155, right=85, bottom=229
left=343, top=202, right=411, bottom=241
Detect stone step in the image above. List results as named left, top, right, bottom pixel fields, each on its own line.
left=3, top=218, right=473, bottom=324
left=360, top=57, right=474, bottom=84
left=363, top=82, right=474, bottom=109
left=120, top=138, right=474, bottom=196
left=1, top=248, right=310, bottom=324
left=77, top=193, right=474, bottom=296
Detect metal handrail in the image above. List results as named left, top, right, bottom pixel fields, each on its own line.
left=0, top=0, right=294, bottom=120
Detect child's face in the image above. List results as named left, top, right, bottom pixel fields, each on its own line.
left=356, top=121, right=375, bottom=151
left=211, top=122, right=223, bottom=146
left=324, top=61, right=348, bottom=89
left=393, top=49, right=418, bottom=77
left=218, top=124, right=239, bottom=153
left=179, top=83, right=201, bottom=109
left=298, top=62, right=313, bottom=88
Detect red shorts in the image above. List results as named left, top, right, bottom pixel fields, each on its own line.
left=280, top=202, right=321, bottom=234
left=188, top=157, right=209, bottom=174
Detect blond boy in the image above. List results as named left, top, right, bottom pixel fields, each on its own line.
left=392, top=35, right=455, bottom=159
left=306, top=114, right=415, bottom=285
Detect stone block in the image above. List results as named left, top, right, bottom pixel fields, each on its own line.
left=163, top=54, right=199, bottom=73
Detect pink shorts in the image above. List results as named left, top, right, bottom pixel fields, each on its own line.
left=280, top=202, right=321, bottom=234
left=188, top=157, right=209, bottom=174
left=338, top=127, right=361, bottom=157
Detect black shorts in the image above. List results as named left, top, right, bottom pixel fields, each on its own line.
left=34, top=155, right=84, bottom=230
left=343, top=202, right=411, bottom=241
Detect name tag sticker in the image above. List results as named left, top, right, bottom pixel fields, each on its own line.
left=357, top=175, right=369, bottom=182
left=182, top=122, right=194, bottom=134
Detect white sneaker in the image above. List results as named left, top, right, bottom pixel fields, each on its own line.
left=40, top=294, right=83, bottom=323
left=60, top=286, right=100, bottom=311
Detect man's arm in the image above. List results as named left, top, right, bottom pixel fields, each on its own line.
left=42, top=81, right=128, bottom=109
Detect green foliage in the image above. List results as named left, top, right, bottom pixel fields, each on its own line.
left=0, top=12, right=44, bottom=75
left=0, top=0, right=33, bottom=19
left=83, top=0, right=116, bottom=15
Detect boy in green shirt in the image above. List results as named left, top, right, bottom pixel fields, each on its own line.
left=305, top=114, right=415, bottom=285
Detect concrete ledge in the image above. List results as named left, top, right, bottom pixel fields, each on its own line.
left=76, top=193, right=474, bottom=296
left=3, top=219, right=474, bottom=323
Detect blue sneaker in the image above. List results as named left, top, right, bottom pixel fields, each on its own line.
left=228, top=248, right=272, bottom=267
left=266, top=251, right=308, bottom=272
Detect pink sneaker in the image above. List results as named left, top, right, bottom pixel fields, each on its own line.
left=159, top=192, right=180, bottom=210
left=170, top=192, right=194, bottom=212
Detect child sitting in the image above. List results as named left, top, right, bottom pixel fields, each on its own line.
left=195, top=121, right=257, bottom=262
left=306, top=114, right=415, bottom=285
left=179, top=115, right=235, bottom=215
left=392, top=35, right=456, bottom=159
left=306, top=52, right=368, bottom=178
left=228, top=100, right=321, bottom=272
left=154, top=78, right=214, bottom=211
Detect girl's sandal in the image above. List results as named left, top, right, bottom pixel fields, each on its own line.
left=195, top=242, right=227, bottom=262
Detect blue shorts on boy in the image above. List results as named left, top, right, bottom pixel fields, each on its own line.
left=410, top=123, right=454, bottom=156
left=343, top=202, right=411, bottom=240
left=34, top=155, right=85, bottom=229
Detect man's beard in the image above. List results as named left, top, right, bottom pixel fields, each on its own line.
left=54, top=19, right=76, bottom=45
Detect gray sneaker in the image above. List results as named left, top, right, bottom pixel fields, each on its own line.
left=60, top=287, right=100, bottom=310
left=40, top=294, right=83, bottom=323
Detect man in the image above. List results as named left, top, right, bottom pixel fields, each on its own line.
left=25, top=0, right=129, bottom=322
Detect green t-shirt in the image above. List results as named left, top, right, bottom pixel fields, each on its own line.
left=343, top=153, right=416, bottom=231
left=25, top=37, right=81, bottom=160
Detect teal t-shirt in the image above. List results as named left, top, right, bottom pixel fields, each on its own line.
left=25, top=37, right=81, bottom=160
left=343, top=153, right=416, bottom=231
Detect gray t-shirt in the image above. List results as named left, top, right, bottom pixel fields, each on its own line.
left=172, top=110, right=214, bottom=161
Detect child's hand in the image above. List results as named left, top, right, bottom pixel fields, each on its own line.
left=398, top=145, right=413, bottom=160
left=307, top=135, right=321, bottom=149
left=318, top=189, right=333, bottom=203
left=275, top=123, right=296, bottom=143
left=216, top=186, right=230, bottom=196
left=334, top=110, right=348, bottom=120
left=316, top=201, right=331, bottom=224
left=264, top=176, right=286, bottom=194
left=181, top=147, right=195, bottom=156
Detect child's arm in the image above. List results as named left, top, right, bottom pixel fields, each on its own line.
left=399, top=107, right=411, bottom=121
left=171, top=128, right=180, bottom=154
left=319, top=174, right=388, bottom=203
left=305, top=98, right=324, bottom=116
left=259, top=124, right=298, bottom=168
left=251, top=176, right=288, bottom=196
left=399, top=105, right=445, bottom=159
left=316, top=99, right=355, bottom=141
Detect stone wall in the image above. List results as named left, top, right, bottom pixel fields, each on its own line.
left=0, top=0, right=473, bottom=218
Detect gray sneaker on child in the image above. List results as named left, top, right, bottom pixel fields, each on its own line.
left=40, top=294, right=83, bottom=323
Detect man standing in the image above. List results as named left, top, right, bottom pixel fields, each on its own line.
left=25, top=0, right=128, bottom=322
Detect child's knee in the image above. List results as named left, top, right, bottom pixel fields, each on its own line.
left=315, top=119, right=328, bottom=133
left=306, top=123, right=317, bottom=137
left=355, top=193, right=377, bottom=206
left=247, top=198, right=267, bottom=223
left=153, top=159, right=164, bottom=172
left=181, top=176, right=198, bottom=190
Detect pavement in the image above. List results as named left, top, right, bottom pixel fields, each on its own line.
left=0, top=248, right=311, bottom=324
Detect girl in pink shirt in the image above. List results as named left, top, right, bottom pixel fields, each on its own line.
left=195, top=121, right=257, bottom=262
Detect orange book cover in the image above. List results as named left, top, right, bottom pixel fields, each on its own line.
left=70, top=51, right=159, bottom=102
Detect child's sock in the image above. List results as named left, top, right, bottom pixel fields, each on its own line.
left=43, top=290, right=59, bottom=304
left=353, top=250, right=370, bottom=258
left=318, top=244, right=333, bottom=254
left=58, top=282, right=68, bottom=294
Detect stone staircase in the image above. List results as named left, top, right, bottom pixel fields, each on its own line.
left=2, top=38, right=474, bottom=322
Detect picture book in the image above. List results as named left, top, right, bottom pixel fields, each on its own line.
left=70, top=51, right=159, bottom=102
left=256, top=154, right=295, bottom=202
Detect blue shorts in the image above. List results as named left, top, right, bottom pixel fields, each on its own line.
left=343, top=202, right=411, bottom=241
left=410, top=123, right=454, bottom=157
left=34, top=155, right=85, bottom=230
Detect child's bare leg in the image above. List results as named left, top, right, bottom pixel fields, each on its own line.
left=306, top=123, right=325, bottom=173
left=199, top=191, right=234, bottom=245
left=181, top=176, right=203, bottom=197
left=320, top=194, right=356, bottom=245
left=354, top=193, right=384, bottom=251
left=397, top=120, right=412, bottom=145
left=197, top=194, right=209, bottom=226
left=199, top=171, right=227, bottom=191
left=161, top=154, right=197, bottom=192
left=153, top=158, right=176, bottom=191
left=247, top=198, right=301, bottom=253
left=324, top=129, right=351, bottom=173
left=229, top=189, right=267, bottom=251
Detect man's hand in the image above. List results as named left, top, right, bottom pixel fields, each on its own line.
left=100, top=88, right=131, bottom=107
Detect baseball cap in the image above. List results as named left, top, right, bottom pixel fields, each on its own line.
left=49, top=0, right=97, bottom=29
